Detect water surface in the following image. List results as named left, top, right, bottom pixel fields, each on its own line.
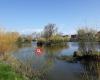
left=12, top=42, right=100, bottom=80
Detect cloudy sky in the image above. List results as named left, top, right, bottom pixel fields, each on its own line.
left=0, top=0, right=100, bottom=34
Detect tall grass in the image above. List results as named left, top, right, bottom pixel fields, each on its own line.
left=77, top=27, right=98, bottom=55
left=0, top=28, right=19, bottom=55
left=80, top=61, right=100, bottom=80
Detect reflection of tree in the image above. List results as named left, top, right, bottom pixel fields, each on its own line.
left=77, top=28, right=100, bottom=80
left=70, top=42, right=79, bottom=47
left=43, top=45, right=69, bottom=64
left=16, top=43, right=32, bottom=48
left=80, top=61, right=100, bottom=80
left=43, top=44, right=69, bottom=62
left=35, top=44, right=69, bottom=79
left=44, top=44, right=69, bottom=55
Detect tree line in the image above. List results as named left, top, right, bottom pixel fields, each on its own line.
left=0, top=24, right=100, bottom=53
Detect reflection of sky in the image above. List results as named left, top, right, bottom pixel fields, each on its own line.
left=13, top=42, right=79, bottom=66
left=47, top=60, right=82, bottom=80
left=13, top=42, right=54, bottom=70
left=12, top=42, right=100, bottom=80
left=96, top=43, right=100, bottom=51
left=60, top=42, right=78, bottom=56
left=15, top=48, right=46, bottom=68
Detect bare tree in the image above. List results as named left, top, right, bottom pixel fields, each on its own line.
left=43, top=23, right=57, bottom=40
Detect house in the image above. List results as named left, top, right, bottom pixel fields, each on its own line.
left=96, top=31, right=100, bottom=42
left=70, top=34, right=78, bottom=42
left=96, top=31, right=100, bottom=36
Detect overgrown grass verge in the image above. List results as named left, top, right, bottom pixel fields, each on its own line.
left=0, top=61, right=25, bottom=80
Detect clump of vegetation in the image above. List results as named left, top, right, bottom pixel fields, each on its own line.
left=50, top=35, right=68, bottom=43
left=77, top=27, right=96, bottom=42
left=43, top=24, right=57, bottom=40
left=57, top=27, right=100, bottom=63
left=37, top=38, right=46, bottom=43
left=37, top=23, right=69, bottom=46
left=0, top=28, right=19, bottom=55
left=0, top=61, right=25, bottom=80
left=7, top=54, right=47, bottom=80
left=77, top=27, right=97, bottom=55
left=16, top=35, right=33, bottom=44
left=96, top=31, right=100, bottom=42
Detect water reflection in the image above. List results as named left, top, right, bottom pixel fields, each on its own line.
left=80, top=60, right=100, bottom=80
left=16, top=43, right=32, bottom=48
left=11, top=42, right=100, bottom=80
left=97, top=43, right=100, bottom=52
left=44, top=45, right=69, bottom=56
left=12, top=43, right=69, bottom=79
left=73, top=41, right=100, bottom=80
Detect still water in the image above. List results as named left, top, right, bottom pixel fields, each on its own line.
left=12, top=42, right=100, bottom=80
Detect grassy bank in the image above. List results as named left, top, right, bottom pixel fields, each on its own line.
left=0, top=61, right=25, bottom=80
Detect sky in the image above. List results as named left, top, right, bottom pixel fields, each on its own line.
left=0, top=0, right=100, bottom=35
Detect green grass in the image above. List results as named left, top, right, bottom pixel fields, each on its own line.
left=0, top=62, right=25, bottom=80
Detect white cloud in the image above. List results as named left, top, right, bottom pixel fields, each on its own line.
left=5, top=27, right=43, bottom=34
left=20, top=28, right=42, bottom=34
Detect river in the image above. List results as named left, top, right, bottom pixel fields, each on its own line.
left=12, top=42, right=100, bottom=80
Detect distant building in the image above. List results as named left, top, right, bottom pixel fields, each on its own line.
left=96, top=31, right=100, bottom=36
left=96, top=31, right=100, bottom=42
left=70, top=34, right=78, bottom=42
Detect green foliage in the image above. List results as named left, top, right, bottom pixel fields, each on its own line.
left=37, top=35, right=68, bottom=45
left=37, top=38, right=46, bottom=43
left=0, top=62, right=25, bottom=80
left=50, top=35, right=64, bottom=43
left=37, top=23, right=69, bottom=45
left=96, top=32, right=100, bottom=42
left=16, top=35, right=32, bottom=44
left=77, top=27, right=97, bottom=55
left=77, top=28, right=96, bottom=42
left=16, top=37, right=24, bottom=43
